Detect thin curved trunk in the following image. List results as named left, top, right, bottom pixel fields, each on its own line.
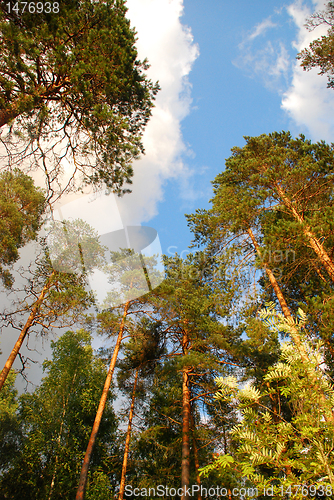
left=119, top=367, right=139, bottom=500
left=0, top=271, right=55, bottom=391
left=76, top=300, right=130, bottom=500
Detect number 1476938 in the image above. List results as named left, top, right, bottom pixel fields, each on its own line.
left=5, top=2, right=59, bottom=14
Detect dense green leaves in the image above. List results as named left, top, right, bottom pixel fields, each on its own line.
left=202, top=308, right=334, bottom=496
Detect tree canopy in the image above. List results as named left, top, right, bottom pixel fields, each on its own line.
left=0, top=0, right=159, bottom=196
left=298, top=1, right=334, bottom=88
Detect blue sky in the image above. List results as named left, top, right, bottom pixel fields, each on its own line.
left=124, top=0, right=334, bottom=257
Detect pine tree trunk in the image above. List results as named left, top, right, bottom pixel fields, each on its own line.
left=247, top=228, right=293, bottom=320
left=190, top=414, right=202, bottom=500
left=247, top=228, right=334, bottom=423
left=192, top=436, right=201, bottom=500
left=119, top=367, right=139, bottom=500
left=76, top=300, right=130, bottom=500
left=0, top=271, right=55, bottom=391
left=181, top=367, right=191, bottom=500
left=274, top=182, right=334, bottom=283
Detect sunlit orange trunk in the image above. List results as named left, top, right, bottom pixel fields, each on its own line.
left=76, top=300, right=130, bottom=500
left=247, top=228, right=334, bottom=423
left=0, top=271, right=55, bottom=391
left=247, top=228, right=292, bottom=321
left=192, top=431, right=202, bottom=500
left=119, top=367, right=139, bottom=500
left=275, top=182, right=334, bottom=283
left=181, top=367, right=191, bottom=500
left=181, top=322, right=191, bottom=500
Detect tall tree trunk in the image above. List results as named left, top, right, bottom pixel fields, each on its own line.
left=274, top=182, right=334, bottom=283
left=192, top=435, right=202, bottom=500
left=181, top=323, right=191, bottom=500
left=119, top=367, right=139, bottom=500
left=247, top=228, right=293, bottom=321
left=247, top=228, right=334, bottom=423
left=76, top=300, right=130, bottom=500
left=190, top=413, right=202, bottom=500
left=0, top=271, right=55, bottom=391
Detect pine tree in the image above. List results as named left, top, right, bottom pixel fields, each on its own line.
left=0, top=0, right=159, bottom=196
left=117, top=318, right=165, bottom=500
left=297, top=1, right=334, bottom=89
left=0, top=219, right=104, bottom=390
left=76, top=250, right=162, bottom=499
left=149, top=253, right=240, bottom=499
left=188, top=131, right=334, bottom=364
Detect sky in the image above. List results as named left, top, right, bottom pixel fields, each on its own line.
left=2, top=0, right=334, bottom=389
left=119, top=0, right=334, bottom=258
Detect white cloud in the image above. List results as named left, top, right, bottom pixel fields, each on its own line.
left=114, top=0, right=199, bottom=226
left=234, top=40, right=290, bottom=91
left=282, top=1, right=334, bottom=141
left=50, top=0, right=199, bottom=231
left=234, top=16, right=289, bottom=91
left=248, top=18, right=278, bottom=42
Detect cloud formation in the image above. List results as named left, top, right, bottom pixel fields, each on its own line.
left=247, top=18, right=278, bottom=42
left=51, top=0, right=199, bottom=232
left=282, top=1, right=334, bottom=142
left=234, top=15, right=290, bottom=91
left=115, top=0, right=199, bottom=226
left=234, top=1, right=334, bottom=141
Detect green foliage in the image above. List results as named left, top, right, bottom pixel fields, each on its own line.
left=297, top=2, right=334, bottom=88
left=212, top=131, right=334, bottom=237
left=188, top=130, right=334, bottom=372
left=47, top=218, right=106, bottom=272
left=119, top=361, right=183, bottom=490
left=0, top=371, right=20, bottom=473
left=0, top=168, right=45, bottom=287
left=86, top=470, right=113, bottom=500
left=202, top=307, right=334, bottom=497
left=102, top=249, right=163, bottom=307
left=117, top=318, right=165, bottom=385
left=0, top=330, right=118, bottom=499
left=0, top=0, right=159, bottom=194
